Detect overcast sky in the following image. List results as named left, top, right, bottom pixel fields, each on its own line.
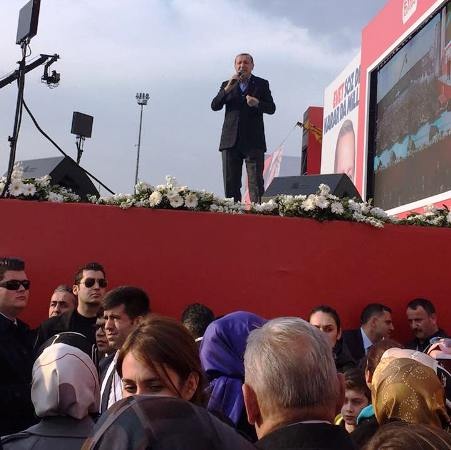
left=0, top=0, right=386, bottom=196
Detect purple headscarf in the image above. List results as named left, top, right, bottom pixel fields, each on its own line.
left=199, top=311, right=266, bottom=425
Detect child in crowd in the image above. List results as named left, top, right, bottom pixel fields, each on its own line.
left=335, top=368, right=371, bottom=433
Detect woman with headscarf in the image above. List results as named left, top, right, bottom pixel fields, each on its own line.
left=199, top=311, right=266, bottom=441
left=1, top=338, right=100, bottom=449
left=371, top=355, right=450, bottom=430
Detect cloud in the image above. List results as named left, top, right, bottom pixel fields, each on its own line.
left=0, top=0, right=366, bottom=196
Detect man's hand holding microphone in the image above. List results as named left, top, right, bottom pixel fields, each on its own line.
left=223, top=70, right=259, bottom=108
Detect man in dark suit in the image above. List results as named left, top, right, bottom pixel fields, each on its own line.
left=211, top=53, right=276, bottom=203
left=342, top=303, right=394, bottom=363
left=243, top=318, right=354, bottom=450
left=0, top=257, right=36, bottom=435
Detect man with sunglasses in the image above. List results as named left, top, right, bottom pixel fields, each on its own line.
left=0, top=257, right=36, bottom=435
left=34, top=262, right=107, bottom=352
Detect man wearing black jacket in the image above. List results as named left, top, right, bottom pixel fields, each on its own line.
left=0, top=257, right=36, bottom=436
left=212, top=53, right=275, bottom=203
left=243, top=318, right=354, bottom=450
left=34, top=262, right=107, bottom=353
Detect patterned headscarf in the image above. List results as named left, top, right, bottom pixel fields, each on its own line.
left=32, top=342, right=100, bottom=419
left=199, top=311, right=266, bottom=425
left=372, top=357, right=450, bottom=428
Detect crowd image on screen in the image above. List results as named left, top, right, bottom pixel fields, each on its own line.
left=1, top=256, right=450, bottom=450
left=371, top=5, right=451, bottom=210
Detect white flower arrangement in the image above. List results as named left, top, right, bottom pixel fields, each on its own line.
left=0, top=163, right=80, bottom=203
left=3, top=164, right=451, bottom=229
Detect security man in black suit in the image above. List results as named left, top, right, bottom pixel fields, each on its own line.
left=212, top=53, right=276, bottom=203
left=0, top=258, right=36, bottom=436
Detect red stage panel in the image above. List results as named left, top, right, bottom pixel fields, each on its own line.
left=1, top=199, right=450, bottom=342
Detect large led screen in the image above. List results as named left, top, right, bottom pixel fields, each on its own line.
left=371, top=3, right=451, bottom=211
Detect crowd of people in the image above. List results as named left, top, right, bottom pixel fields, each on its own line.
left=0, top=257, right=450, bottom=449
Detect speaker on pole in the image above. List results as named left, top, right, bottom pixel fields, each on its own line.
left=262, top=174, right=361, bottom=202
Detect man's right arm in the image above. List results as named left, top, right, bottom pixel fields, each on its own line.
left=211, top=81, right=228, bottom=111
left=211, top=75, right=240, bottom=111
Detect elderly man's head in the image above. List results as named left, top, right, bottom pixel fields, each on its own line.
left=243, top=317, right=343, bottom=438
left=48, top=285, right=77, bottom=317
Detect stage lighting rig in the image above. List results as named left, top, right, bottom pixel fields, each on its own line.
left=41, top=54, right=60, bottom=88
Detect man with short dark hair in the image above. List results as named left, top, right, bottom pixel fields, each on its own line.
left=100, top=286, right=150, bottom=413
left=48, top=284, right=77, bottom=317
left=212, top=52, right=276, bottom=203
left=243, top=317, right=354, bottom=449
left=181, top=303, right=214, bottom=343
left=405, top=298, right=447, bottom=352
left=342, top=303, right=394, bottom=363
left=35, top=262, right=107, bottom=351
left=0, top=257, right=36, bottom=435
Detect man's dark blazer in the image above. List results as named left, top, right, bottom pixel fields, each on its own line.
left=255, top=422, right=356, bottom=450
left=211, top=74, right=275, bottom=152
left=342, top=328, right=366, bottom=364
left=0, top=314, right=37, bottom=435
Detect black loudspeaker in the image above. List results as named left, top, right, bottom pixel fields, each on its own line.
left=71, top=112, right=93, bottom=138
left=14, top=156, right=99, bottom=200
left=262, top=174, right=362, bottom=202
left=16, top=0, right=41, bottom=44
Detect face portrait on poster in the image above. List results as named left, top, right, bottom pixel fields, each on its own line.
left=321, top=53, right=360, bottom=184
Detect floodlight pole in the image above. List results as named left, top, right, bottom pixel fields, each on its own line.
left=134, top=92, right=149, bottom=188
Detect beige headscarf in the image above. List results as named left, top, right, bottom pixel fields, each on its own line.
left=32, top=342, right=100, bottom=419
left=372, top=357, right=449, bottom=428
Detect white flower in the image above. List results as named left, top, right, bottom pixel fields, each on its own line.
left=0, top=182, right=5, bottom=193
left=331, top=201, right=344, bottom=215
left=135, top=181, right=153, bottom=194
left=447, top=212, right=451, bottom=224
left=149, top=191, right=163, bottom=207
left=11, top=163, right=24, bottom=181
left=210, top=204, right=219, bottom=212
left=314, top=195, right=329, bottom=209
left=301, top=196, right=316, bottom=211
left=8, top=180, right=25, bottom=196
left=184, top=192, right=198, bottom=209
left=370, top=207, right=388, bottom=219
left=258, top=200, right=278, bottom=213
left=352, top=212, right=366, bottom=222
left=22, top=183, right=36, bottom=197
left=48, top=192, right=64, bottom=203
left=168, top=194, right=183, bottom=208
left=348, top=199, right=361, bottom=212
left=318, top=184, right=331, bottom=196
left=36, top=175, right=51, bottom=187
left=165, top=175, right=177, bottom=187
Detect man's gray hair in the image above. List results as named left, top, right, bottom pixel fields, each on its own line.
left=244, top=317, right=338, bottom=411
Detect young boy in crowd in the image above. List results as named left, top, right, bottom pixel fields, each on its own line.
left=335, top=368, right=371, bottom=433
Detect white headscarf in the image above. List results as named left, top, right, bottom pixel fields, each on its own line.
left=32, top=342, right=100, bottom=419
